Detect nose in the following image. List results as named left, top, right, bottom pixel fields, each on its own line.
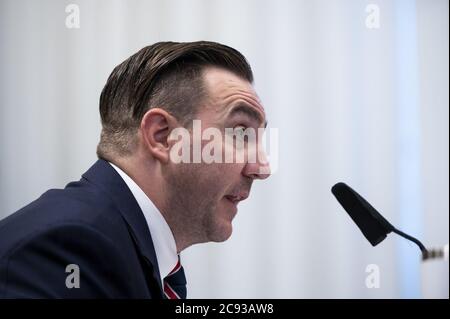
left=242, top=147, right=271, bottom=180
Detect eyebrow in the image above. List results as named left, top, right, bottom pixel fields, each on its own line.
left=228, top=104, right=268, bottom=128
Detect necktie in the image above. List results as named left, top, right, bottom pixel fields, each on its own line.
left=163, top=257, right=187, bottom=299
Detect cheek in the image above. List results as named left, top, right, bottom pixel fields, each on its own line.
left=221, top=162, right=246, bottom=177
left=196, top=163, right=241, bottom=195
left=186, top=164, right=227, bottom=196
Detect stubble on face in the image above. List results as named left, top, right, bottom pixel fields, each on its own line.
left=161, top=67, right=265, bottom=250
left=163, top=160, right=235, bottom=249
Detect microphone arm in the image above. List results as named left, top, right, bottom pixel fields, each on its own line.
left=391, top=227, right=427, bottom=254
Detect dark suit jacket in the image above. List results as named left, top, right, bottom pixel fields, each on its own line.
left=0, top=159, right=164, bottom=298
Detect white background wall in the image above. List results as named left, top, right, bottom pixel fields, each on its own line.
left=0, top=0, right=448, bottom=298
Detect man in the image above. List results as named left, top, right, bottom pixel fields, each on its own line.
left=0, top=41, right=270, bottom=298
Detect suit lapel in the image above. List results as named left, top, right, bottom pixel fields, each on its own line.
left=82, top=159, right=163, bottom=297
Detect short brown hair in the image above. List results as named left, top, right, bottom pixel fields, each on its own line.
left=96, top=41, right=253, bottom=161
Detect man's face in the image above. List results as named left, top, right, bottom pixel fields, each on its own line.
left=165, top=67, right=270, bottom=243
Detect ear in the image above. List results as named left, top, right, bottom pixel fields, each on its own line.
left=140, top=108, right=178, bottom=164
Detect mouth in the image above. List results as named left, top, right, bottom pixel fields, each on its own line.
left=224, top=193, right=249, bottom=205
left=222, top=192, right=250, bottom=219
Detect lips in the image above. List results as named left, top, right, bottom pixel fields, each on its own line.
left=224, top=193, right=249, bottom=204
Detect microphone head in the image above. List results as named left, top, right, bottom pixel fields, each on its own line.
left=331, top=182, right=395, bottom=246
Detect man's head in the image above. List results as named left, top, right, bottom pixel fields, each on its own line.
left=97, top=41, right=270, bottom=251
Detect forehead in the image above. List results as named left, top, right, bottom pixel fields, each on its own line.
left=202, top=67, right=265, bottom=115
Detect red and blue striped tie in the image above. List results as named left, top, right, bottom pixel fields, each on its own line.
left=163, top=257, right=187, bottom=299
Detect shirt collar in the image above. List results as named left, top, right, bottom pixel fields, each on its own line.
left=108, top=162, right=178, bottom=284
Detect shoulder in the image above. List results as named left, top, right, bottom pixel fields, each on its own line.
left=0, top=177, right=127, bottom=258
left=0, top=221, right=139, bottom=298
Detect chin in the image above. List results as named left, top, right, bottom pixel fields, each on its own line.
left=208, top=219, right=233, bottom=242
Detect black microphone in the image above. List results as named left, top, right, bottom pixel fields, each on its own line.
left=331, top=182, right=429, bottom=259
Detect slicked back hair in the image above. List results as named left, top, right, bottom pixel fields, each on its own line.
left=96, top=41, right=253, bottom=161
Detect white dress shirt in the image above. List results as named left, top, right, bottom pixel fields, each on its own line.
left=109, top=162, right=178, bottom=285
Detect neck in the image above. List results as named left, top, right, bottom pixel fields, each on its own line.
left=110, top=154, right=199, bottom=253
